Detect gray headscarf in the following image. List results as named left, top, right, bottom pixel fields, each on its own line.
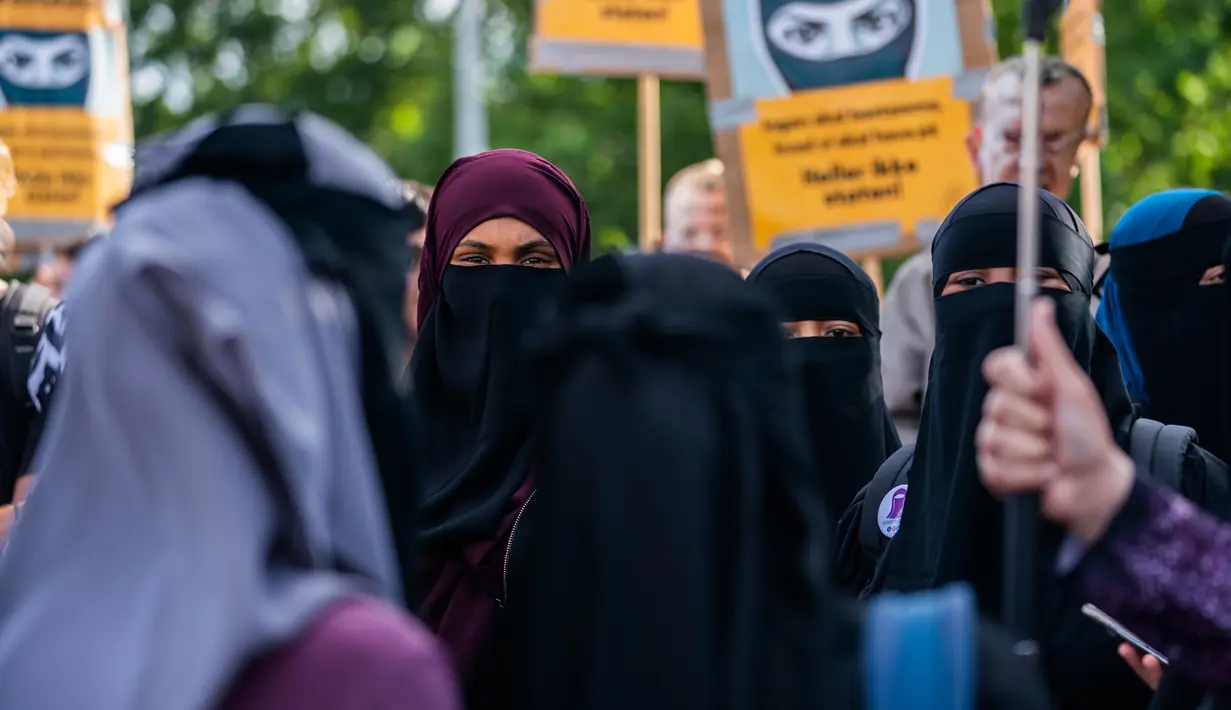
left=0, top=109, right=418, bottom=710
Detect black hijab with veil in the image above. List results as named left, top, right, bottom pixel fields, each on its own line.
left=503, top=252, right=1050, bottom=710
left=746, top=243, right=900, bottom=521
left=870, top=182, right=1152, bottom=710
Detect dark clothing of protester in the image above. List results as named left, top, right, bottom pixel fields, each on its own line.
left=0, top=282, right=57, bottom=504
left=868, top=182, right=1153, bottom=710
left=0, top=108, right=454, bottom=710
left=503, top=252, right=1051, bottom=710
left=20, top=300, right=65, bottom=474
left=746, top=243, right=900, bottom=524
left=18, top=233, right=108, bottom=487
left=411, top=149, right=591, bottom=691
left=1098, top=189, right=1231, bottom=463
left=220, top=597, right=461, bottom=710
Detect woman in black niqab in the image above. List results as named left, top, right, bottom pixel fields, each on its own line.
left=408, top=150, right=591, bottom=691
left=506, top=252, right=1050, bottom=710
left=869, top=182, right=1153, bottom=710
left=746, top=243, right=901, bottom=522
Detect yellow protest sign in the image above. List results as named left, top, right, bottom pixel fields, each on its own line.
left=739, top=76, right=976, bottom=255
left=700, top=0, right=995, bottom=265
left=0, top=0, right=133, bottom=240
left=531, top=0, right=704, bottom=79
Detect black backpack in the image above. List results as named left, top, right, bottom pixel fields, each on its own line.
left=0, top=281, right=55, bottom=414
left=857, top=418, right=1196, bottom=561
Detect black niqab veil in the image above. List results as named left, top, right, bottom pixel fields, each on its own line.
left=747, top=243, right=900, bottom=519
left=510, top=253, right=845, bottom=710
left=1100, top=193, right=1231, bottom=462
left=879, top=183, right=1095, bottom=603
left=411, top=150, right=591, bottom=551
left=873, top=182, right=1152, bottom=710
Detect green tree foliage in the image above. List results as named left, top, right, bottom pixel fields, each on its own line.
left=128, top=0, right=1227, bottom=253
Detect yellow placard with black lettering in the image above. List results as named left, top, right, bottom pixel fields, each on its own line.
left=738, top=76, right=977, bottom=256
left=531, top=0, right=704, bottom=79
left=0, top=0, right=133, bottom=240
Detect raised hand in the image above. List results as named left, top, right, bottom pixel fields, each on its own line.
left=976, top=298, right=1134, bottom=543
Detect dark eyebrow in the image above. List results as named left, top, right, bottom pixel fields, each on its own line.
left=455, top=240, right=492, bottom=250
left=515, top=239, right=555, bottom=254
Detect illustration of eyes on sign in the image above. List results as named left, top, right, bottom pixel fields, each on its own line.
left=531, top=0, right=705, bottom=78
left=0, top=0, right=133, bottom=240
left=701, top=0, right=996, bottom=263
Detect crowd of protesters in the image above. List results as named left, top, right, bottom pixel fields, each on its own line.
left=0, top=54, right=1228, bottom=710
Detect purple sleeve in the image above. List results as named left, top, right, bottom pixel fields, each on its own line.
left=1075, top=479, right=1231, bottom=691
left=221, top=598, right=463, bottom=710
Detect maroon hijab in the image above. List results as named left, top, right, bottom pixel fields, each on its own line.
left=416, top=148, right=591, bottom=328
left=409, top=149, right=590, bottom=686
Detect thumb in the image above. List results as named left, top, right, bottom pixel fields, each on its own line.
left=1029, top=298, right=1081, bottom=388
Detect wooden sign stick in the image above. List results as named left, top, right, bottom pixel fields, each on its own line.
left=637, top=74, right=663, bottom=252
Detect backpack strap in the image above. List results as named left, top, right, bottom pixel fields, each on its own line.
left=864, top=583, right=977, bottom=710
left=859, top=443, right=916, bottom=557
left=1128, top=418, right=1196, bottom=492
left=0, top=282, right=55, bottom=410
left=1092, top=245, right=1111, bottom=300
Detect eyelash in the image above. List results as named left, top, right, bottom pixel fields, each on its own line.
left=458, top=254, right=552, bottom=265
left=955, top=271, right=1060, bottom=287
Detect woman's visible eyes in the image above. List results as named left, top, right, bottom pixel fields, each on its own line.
left=954, top=275, right=986, bottom=288
left=821, top=325, right=859, bottom=338
left=457, top=254, right=490, bottom=265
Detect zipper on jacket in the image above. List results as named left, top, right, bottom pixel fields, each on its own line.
left=497, top=489, right=536, bottom=608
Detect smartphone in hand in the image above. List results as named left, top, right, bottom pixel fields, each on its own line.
left=1081, top=603, right=1168, bottom=665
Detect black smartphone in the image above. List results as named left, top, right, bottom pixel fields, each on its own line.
left=1081, top=603, right=1169, bottom=665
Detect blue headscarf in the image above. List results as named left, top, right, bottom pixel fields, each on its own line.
left=1096, top=189, right=1223, bottom=401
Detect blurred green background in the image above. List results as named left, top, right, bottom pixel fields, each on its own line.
left=128, top=0, right=1231, bottom=270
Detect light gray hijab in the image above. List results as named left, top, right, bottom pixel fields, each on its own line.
left=0, top=109, right=408, bottom=710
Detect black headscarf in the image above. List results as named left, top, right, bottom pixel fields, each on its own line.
left=747, top=243, right=901, bottom=519
left=873, top=182, right=1152, bottom=710
left=510, top=253, right=845, bottom=710
left=125, top=106, right=424, bottom=598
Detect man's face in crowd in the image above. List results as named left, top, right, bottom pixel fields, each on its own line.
left=967, top=72, right=1089, bottom=199
left=404, top=224, right=426, bottom=338
left=662, top=186, right=735, bottom=267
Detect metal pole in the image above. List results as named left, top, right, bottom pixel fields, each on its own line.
left=1005, top=0, right=1065, bottom=660
left=1004, top=38, right=1043, bottom=660
left=1014, top=40, right=1043, bottom=358
left=453, top=0, right=488, bottom=159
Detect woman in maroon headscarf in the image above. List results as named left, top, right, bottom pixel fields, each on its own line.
left=408, top=149, right=591, bottom=704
